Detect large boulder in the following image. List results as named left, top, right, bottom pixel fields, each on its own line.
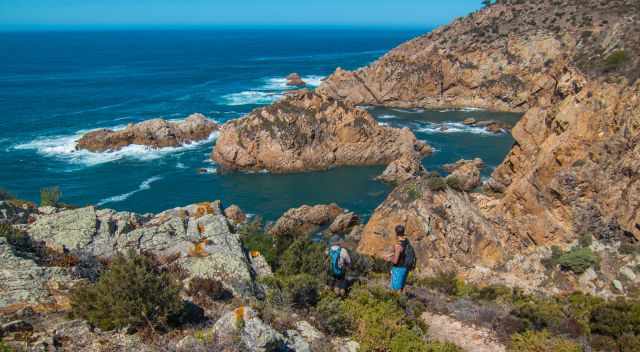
left=269, top=203, right=344, bottom=237
left=76, top=113, right=218, bottom=152
left=286, top=73, right=306, bottom=87
left=212, top=90, right=431, bottom=173
left=224, top=204, right=246, bottom=225
left=329, top=212, right=360, bottom=234
left=26, top=201, right=256, bottom=297
left=376, top=153, right=427, bottom=184
left=443, top=158, right=484, bottom=191
left=212, top=306, right=286, bottom=352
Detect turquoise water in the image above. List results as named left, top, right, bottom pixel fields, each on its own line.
left=0, top=29, right=520, bottom=219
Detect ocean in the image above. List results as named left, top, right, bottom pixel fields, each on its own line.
left=0, top=28, right=520, bottom=220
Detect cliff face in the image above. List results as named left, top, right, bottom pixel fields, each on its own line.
left=212, top=90, right=431, bottom=173
left=342, top=0, right=640, bottom=294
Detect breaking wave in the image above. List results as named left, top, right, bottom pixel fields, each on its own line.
left=13, top=128, right=219, bottom=167
left=221, top=75, right=324, bottom=106
left=414, top=122, right=498, bottom=135
left=96, top=176, right=163, bottom=206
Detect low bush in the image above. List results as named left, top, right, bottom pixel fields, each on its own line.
left=579, top=233, right=593, bottom=248
left=556, top=247, right=599, bottom=274
left=261, top=273, right=321, bottom=309
left=416, top=271, right=460, bottom=296
left=511, top=298, right=565, bottom=332
left=445, top=176, right=464, bottom=191
left=70, top=251, right=184, bottom=331
left=604, top=50, right=628, bottom=70
left=389, top=329, right=462, bottom=352
left=0, top=341, right=13, bottom=352
left=40, top=186, right=61, bottom=207
left=316, top=291, right=353, bottom=336
left=426, top=175, right=447, bottom=192
left=187, top=277, right=232, bottom=301
left=619, top=242, right=640, bottom=256
left=349, top=252, right=392, bottom=277
left=508, top=330, right=581, bottom=352
left=590, top=298, right=640, bottom=340
left=238, top=218, right=278, bottom=268
left=277, top=237, right=327, bottom=278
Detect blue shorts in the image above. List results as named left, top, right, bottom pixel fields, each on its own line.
left=390, top=266, right=408, bottom=291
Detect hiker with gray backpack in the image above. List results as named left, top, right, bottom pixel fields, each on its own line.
left=385, top=225, right=416, bottom=292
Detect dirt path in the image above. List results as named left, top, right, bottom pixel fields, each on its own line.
left=422, top=311, right=507, bottom=352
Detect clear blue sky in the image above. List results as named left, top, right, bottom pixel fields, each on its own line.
left=0, top=0, right=482, bottom=30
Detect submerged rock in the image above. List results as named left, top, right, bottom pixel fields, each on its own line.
left=76, top=113, right=218, bottom=152
left=212, top=90, right=431, bottom=173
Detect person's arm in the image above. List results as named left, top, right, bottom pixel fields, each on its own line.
left=392, top=243, right=402, bottom=266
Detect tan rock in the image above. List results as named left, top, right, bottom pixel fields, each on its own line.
left=329, top=212, right=360, bottom=234
left=443, top=158, right=484, bottom=191
left=463, top=118, right=477, bottom=125
left=376, top=153, right=426, bottom=184
left=212, top=90, right=431, bottom=173
left=76, top=113, right=218, bottom=152
left=224, top=204, right=246, bottom=224
left=286, top=73, right=306, bottom=87
left=269, top=203, right=344, bottom=237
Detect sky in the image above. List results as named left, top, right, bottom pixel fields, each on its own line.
left=0, top=0, right=482, bottom=30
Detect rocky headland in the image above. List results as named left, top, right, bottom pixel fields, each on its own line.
left=75, top=113, right=218, bottom=152
left=212, top=90, right=431, bottom=173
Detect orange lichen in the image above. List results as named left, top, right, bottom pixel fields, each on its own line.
left=195, top=202, right=215, bottom=218
left=188, top=240, right=210, bottom=257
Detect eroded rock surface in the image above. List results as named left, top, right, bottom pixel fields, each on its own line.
left=443, top=158, right=484, bottom=191
left=376, top=153, right=427, bottom=184
left=212, top=90, right=431, bottom=173
left=76, top=113, right=218, bottom=152
left=269, top=203, right=344, bottom=237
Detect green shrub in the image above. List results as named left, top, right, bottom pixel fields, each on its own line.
left=427, top=176, right=447, bottom=192
left=316, top=291, right=353, bottom=336
left=277, top=237, right=327, bottom=278
left=604, top=50, right=629, bottom=70
left=40, top=186, right=61, bottom=207
left=579, top=233, right=593, bottom=248
left=565, top=291, right=604, bottom=335
left=508, top=330, right=581, bottom=352
left=261, top=274, right=321, bottom=309
left=619, top=242, right=640, bottom=256
left=186, top=277, right=231, bottom=301
left=511, top=298, right=565, bottom=332
left=406, top=183, right=423, bottom=201
left=556, top=247, right=599, bottom=274
left=390, top=329, right=463, bottom=352
left=416, top=271, right=460, bottom=296
left=349, top=252, right=391, bottom=277
left=445, top=176, right=464, bottom=191
left=590, top=298, right=640, bottom=339
left=70, top=251, right=183, bottom=331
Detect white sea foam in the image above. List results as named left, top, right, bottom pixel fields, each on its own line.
left=97, top=176, right=163, bottom=206
left=390, top=108, right=425, bottom=114
left=176, top=162, right=186, bottom=169
left=415, top=122, right=497, bottom=135
left=378, top=122, right=390, bottom=127
left=438, top=107, right=485, bottom=113
left=221, top=91, right=284, bottom=106
left=14, top=129, right=219, bottom=167
left=378, top=114, right=398, bottom=120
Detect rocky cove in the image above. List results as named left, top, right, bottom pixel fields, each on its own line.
left=2, top=0, right=640, bottom=350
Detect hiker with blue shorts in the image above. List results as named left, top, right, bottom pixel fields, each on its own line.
left=385, top=225, right=416, bottom=292
left=327, top=236, right=351, bottom=297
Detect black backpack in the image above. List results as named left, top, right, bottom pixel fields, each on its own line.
left=402, top=241, right=417, bottom=271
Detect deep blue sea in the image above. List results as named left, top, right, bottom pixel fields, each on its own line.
left=0, top=29, right=520, bottom=219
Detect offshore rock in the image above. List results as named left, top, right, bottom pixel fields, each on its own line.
left=376, top=153, right=427, bottom=184
left=212, top=90, right=431, bottom=173
left=76, top=113, right=218, bottom=152
left=443, top=158, right=484, bottom=191
left=286, top=72, right=306, bottom=87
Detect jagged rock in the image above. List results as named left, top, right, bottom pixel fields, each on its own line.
left=249, top=252, right=273, bottom=279
left=0, top=200, right=35, bottom=225
left=76, top=113, right=218, bottom=152
left=476, top=120, right=511, bottom=134
left=329, top=212, right=360, bottom=234
left=286, top=73, right=306, bottom=87
left=212, top=90, right=431, bottom=173
left=224, top=204, right=246, bottom=224
left=357, top=177, right=506, bottom=275
left=269, top=203, right=344, bottom=237
left=26, top=201, right=256, bottom=297
left=376, top=153, right=426, bottom=184
left=463, top=118, right=477, bottom=125
left=443, top=158, right=484, bottom=191
left=0, top=238, right=73, bottom=313
left=213, top=306, right=286, bottom=352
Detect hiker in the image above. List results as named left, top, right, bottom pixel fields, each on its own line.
left=385, top=225, right=416, bottom=292
left=327, top=235, right=351, bottom=297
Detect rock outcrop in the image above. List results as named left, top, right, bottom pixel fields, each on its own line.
left=27, top=202, right=256, bottom=296
left=443, top=158, right=484, bottom=191
left=76, top=113, right=218, bottom=152
left=376, top=153, right=426, bottom=184
left=212, top=90, right=431, bottom=173
left=310, top=0, right=640, bottom=294
left=269, top=203, right=344, bottom=237
left=286, top=73, right=306, bottom=87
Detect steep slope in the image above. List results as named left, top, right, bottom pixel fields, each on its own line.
left=336, top=0, right=640, bottom=294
